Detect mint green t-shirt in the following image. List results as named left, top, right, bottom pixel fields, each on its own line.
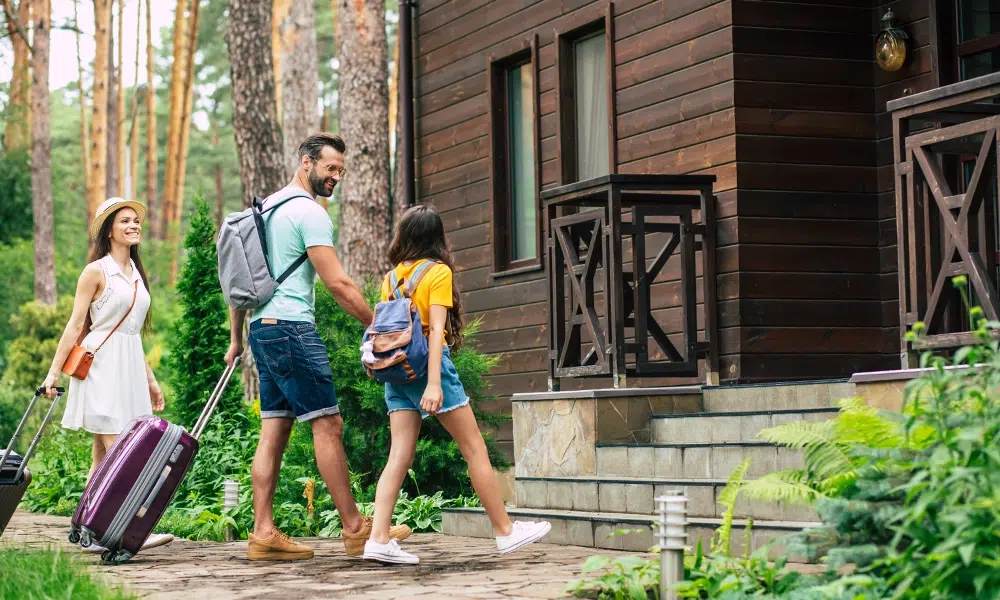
left=250, top=187, right=334, bottom=324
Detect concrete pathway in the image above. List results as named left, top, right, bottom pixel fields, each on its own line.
left=3, top=511, right=637, bottom=599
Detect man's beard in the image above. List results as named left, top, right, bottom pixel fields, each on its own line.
left=308, top=167, right=335, bottom=197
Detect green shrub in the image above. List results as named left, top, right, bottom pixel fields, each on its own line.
left=20, top=428, right=93, bottom=516
left=0, top=381, right=34, bottom=449
left=0, top=545, right=136, bottom=600
left=163, top=195, right=243, bottom=428
left=2, top=296, right=74, bottom=390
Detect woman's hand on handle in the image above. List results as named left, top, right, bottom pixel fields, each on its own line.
left=41, top=374, right=59, bottom=398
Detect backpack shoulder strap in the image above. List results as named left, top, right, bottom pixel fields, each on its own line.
left=263, top=194, right=318, bottom=283
left=403, top=260, right=440, bottom=297
left=260, top=194, right=313, bottom=216
left=389, top=268, right=404, bottom=300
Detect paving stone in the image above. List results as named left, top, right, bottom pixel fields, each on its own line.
left=4, top=511, right=643, bottom=600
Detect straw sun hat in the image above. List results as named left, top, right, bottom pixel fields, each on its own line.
left=91, top=197, right=148, bottom=241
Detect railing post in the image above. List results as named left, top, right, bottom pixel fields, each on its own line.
left=223, top=479, right=239, bottom=542
left=656, top=491, right=688, bottom=600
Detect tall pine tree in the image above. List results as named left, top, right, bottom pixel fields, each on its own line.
left=166, top=196, right=243, bottom=428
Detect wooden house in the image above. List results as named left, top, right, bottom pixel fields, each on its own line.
left=397, top=0, right=1000, bottom=548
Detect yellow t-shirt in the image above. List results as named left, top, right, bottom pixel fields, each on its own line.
left=379, top=260, right=453, bottom=345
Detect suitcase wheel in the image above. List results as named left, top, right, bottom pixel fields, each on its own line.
left=68, top=530, right=81, bottom=544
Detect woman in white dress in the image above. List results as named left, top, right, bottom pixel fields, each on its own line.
left=41, top=197, right=172, bottom=551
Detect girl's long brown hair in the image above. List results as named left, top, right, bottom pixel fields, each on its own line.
left=387, top=204, right=464, bottom=348
left=85, top=207, right=153, bottom=337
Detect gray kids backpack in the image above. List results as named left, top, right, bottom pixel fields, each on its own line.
left=217, top=194, right=312, bottom=310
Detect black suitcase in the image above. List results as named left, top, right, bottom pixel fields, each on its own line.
left=0, top=386, right=65, bottom=536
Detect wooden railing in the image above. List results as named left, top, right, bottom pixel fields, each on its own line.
left=889, top=72, right=1000, bottom=365
left=541, top=174, right=719, bottom=390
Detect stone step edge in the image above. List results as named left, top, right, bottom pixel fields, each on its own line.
left=519, top=475, right=730, bottom=486
left=650, top=407, right=840, bottom=420
left=597, top=441, right=776, bottom=449
left=703, top=378, right=851, bottom=391
left=443, top=507, right=821, bottom=530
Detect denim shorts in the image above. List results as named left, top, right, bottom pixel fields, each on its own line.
left=248, top=319, right=339, bottom=422
left=385, top=346, right=470, bottom=419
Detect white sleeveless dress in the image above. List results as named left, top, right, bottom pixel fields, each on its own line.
left=61, top=255, right=153, bottom=435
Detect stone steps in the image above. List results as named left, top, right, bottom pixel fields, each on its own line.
left=596, top=442, right=806, bottom=480
left=651, top=408, right=839, bottom=444
left=702, top=380, right=855, bottom=412
left=515, top=475, right=818, bottom=522
left=442, top=506, right=819, bottom=554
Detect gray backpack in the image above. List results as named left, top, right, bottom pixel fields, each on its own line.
left=217, top=195, right=312, bottom=310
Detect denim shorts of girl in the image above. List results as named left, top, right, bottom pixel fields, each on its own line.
left=384, top=346, right=470, bottom=419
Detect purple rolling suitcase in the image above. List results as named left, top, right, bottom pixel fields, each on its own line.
left=0, top=386, right=66, bottom=536
left=69, top=358, right=240, bottom=564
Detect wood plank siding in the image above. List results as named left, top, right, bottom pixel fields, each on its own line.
left=413, top=0, right=941, bottom=455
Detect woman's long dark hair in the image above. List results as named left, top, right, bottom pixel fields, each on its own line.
left=387, top=204, right=464, bottom=348
left=86, top=207, right=153, bottom=337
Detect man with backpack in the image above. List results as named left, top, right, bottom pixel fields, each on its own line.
left=221, top=133, right=411, bottom=560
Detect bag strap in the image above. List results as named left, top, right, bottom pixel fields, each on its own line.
left=253, top=193, right=316, bottom=281
left=92, top=279, right=138, bottom=355
left=403, top=260, right=439, bottom=297
left=389, top=269, right=404, bottom=300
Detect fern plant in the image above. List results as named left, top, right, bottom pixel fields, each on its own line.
left=712, top=458, right=750, bottom=557
left=741, top=397, right=906, bottom=506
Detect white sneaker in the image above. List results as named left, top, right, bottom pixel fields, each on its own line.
left=496, top=520, right=551, bottom=554
left=362, top=538, right=419, bottom=565
left=141, top=533, right=175, bottom=551
left=84, top=543, right=108, bottom=552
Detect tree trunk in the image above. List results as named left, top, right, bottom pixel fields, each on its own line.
left=32, top=0, right=55, bottom=305
left=337, top=0, right=391, bottom=284
left=129, top=103, right=140, bottom=205
left=227, top=0, right=287, bottom=403
left=271, top=0, right=290, bottom=127
left=105, top=11, right=119, bottom=198
left=169, top=0, right=200, bottom=235
left=227, top=0, right=286, bottom=205
left=275, top=0, right=319, bottom=178
left=145, top=0, right=158, bottom=239
left=88, top=0, right=111, bottom=226
left=116, top=0, right=125, bottom=195
left=172, top=0, right=199, bottom=224
left=129, top=0, right=141, bottom=203
left=74, top=0, right=91, bottom=184
left=390, top=20, right=407, bottom=231
left=3, top=0, right=31, bottom=154
left=163, top=0, right=188, bottom=236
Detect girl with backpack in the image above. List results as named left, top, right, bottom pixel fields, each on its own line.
left=361, top=204, right=550, bottom=565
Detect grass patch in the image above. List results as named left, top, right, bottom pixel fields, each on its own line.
left=0, top=545, right=136, bottom=600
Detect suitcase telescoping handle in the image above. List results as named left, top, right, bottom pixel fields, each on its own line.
left=0, top=386, right=66, bottom=483
left=191, top=357, right=241, bottom=440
